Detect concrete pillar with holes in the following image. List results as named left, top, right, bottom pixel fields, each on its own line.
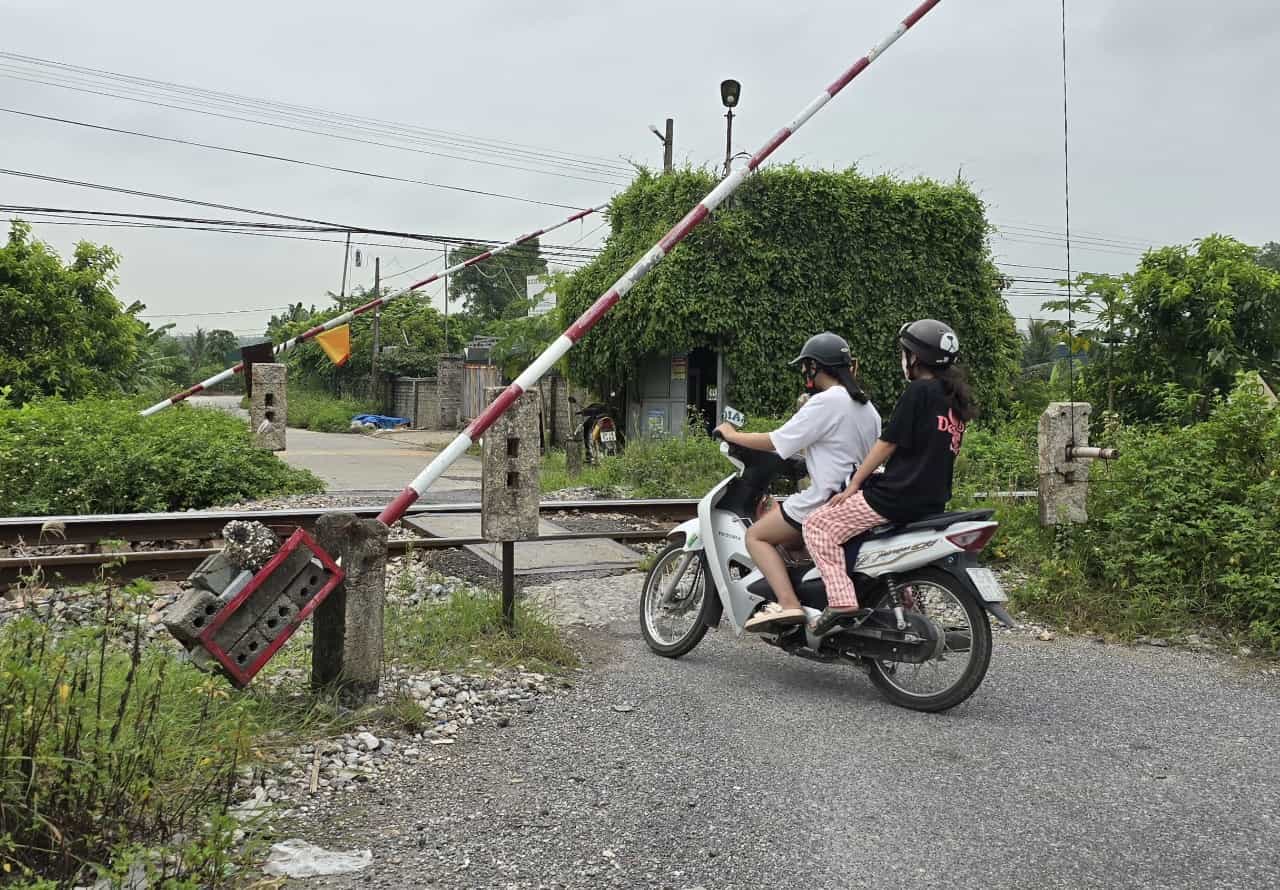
left=481, top=386, right=541, bottom=627
left=1037, top=402, right=1092, bottom=526
left=249, top=363, right=287, bottom=451
left=311, top=512, right=388, bottom=705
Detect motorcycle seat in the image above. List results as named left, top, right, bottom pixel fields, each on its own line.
left=865, top=509, right=995, bottom=538
left=843, top=509, right=996, bottom=568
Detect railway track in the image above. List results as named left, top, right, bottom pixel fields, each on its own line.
left=0, top=499, right=697, bottom=586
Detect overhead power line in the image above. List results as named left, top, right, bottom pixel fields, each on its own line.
left=0, top=56, right=632, bottom=185
left=0, top=51, right=632, bottom=173
left=0, top=108, right=598, bottom=211
left=0, top=170, right=597, bottom=250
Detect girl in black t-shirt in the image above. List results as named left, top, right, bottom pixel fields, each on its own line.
left=802, top=319, right=978, bottom=633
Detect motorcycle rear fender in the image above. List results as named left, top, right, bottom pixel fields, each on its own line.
left=935, top=554, right=1017, bottom=628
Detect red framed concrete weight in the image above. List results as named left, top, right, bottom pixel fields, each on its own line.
left=197, top=527, right=343, bottom=687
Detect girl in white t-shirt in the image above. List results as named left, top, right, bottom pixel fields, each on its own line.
left=714, top=333, right=881, bottom=633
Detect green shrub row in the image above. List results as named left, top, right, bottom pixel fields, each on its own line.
left=0, top=397, right=323, bottom=515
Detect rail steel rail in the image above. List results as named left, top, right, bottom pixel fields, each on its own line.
left=0, top=499, right=697, bottom=547
left=0, top=499, right=697, bottom=586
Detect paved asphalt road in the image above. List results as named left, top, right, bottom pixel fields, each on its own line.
left=291, top=624, right=1279, bottom=890
left=189, top=395, right=480, bottom=495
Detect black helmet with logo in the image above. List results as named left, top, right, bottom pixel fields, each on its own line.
left=789, top=332, right=852, bottom=370
left=899, top=319, right=960, bottom=366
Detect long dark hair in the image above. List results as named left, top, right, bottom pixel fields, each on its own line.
left=905, top=351, right=977, bottom=421
left=936, top=363, right=977, bottom=422
left=829, top=364, right=871, bottom=405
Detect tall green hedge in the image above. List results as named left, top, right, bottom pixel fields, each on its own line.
left=559, top=167, right=1020, bottom=416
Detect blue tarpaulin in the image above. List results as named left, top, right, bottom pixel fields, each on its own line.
left=351, top=414, right=410, bottom=429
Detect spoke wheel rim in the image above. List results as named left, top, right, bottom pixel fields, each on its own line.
left=643, top=549, right=705, bottom=647
left=875, top=581, right=975, bottom=699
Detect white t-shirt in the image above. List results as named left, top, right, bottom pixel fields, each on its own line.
left=768, top=386, right=881, bottom=523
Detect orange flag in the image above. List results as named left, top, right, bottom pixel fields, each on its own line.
left=315, top=325, right=351, bottom=367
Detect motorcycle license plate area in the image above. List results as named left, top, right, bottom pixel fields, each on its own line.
left=600, top=430, right=617, bottom=442
left=967, top=567, right=1006, bottom=602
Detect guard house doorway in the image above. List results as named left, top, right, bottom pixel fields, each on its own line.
left=686, top=347, right=719, bottom=434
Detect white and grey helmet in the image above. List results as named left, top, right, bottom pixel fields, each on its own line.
left=899, top=319, right=960, bottom=366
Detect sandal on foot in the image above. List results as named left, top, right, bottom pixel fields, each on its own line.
left=744, top=603, right=806, bottom=633
left=810, top=607, right=872, bottom=635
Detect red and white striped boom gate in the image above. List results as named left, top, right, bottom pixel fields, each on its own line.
left=138, top=204, right=604, bottom=416
left=374, top=0, right=945, bottom=528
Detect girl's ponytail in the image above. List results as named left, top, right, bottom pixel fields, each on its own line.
left=832, top=365, right=871, bottom=404
left=937, top=364, right=977, bottom=422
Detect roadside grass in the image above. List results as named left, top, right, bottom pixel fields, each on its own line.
left=386, top=589, right=578, bottom=674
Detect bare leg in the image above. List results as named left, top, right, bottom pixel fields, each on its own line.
left=745, top=506, right=805, bottom=612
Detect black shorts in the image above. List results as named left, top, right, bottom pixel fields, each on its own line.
left=779, top=503, right=804, bottom=533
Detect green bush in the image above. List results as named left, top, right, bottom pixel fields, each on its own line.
left=285, top=389, right=381, bottom=433
left=986, top=380, right=1280, bottom=651
left=0, top=397, right=323, bottom=515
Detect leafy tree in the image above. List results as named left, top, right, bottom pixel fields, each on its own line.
left=129, top=322, right=190, bottom=394
left=1257, top=241, right=1280, bottom=272
left=266, top=302, right=319, bottom=341
left=1048, top=234, right=1280, bottom=421
left=0, top=221, right=144, bottom=405
left=1021, top=319, right=1063, bottom=369
left=447, top=240, right=548, bottom=322
left=276, top=289, right=448, bottom=390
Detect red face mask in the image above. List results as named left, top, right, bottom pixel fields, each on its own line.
left=801, top=359, right=819, bottom=392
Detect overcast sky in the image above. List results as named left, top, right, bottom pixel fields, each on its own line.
left=2, top=0, right=1276, bottom=338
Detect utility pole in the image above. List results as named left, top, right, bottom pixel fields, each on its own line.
left=443, top=245, right=450, bottom=350
left=371, top=257, right=381, bottom=402
left=339, top=231, right=352, bottom=308
left=649, top=118, right=674, bottom=173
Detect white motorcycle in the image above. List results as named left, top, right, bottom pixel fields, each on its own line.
left=639, top=408, right=1015, bottom=712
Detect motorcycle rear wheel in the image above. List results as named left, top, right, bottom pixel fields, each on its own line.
left=862, top=568, right=992, bottom=713
left=640, top=542, right=715, bottom=658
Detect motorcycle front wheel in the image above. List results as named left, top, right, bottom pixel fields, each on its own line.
left=640, top=542, right=716, bottom=658
left=862, top=568, right=993, bottom=713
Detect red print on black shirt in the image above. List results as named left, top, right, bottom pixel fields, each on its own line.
left=937, top=410, right=965, bottom=455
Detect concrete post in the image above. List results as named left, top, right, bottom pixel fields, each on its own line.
left=250, top=363, right=287, bottom=451
left=437, top=355, right=464, bottom=429
left=1038, top=402, right=1092, bottom=526
left=481, top=387, right=542, bottom=542
left=312, top=512, right=388, bottom=704
left=481, top=387, right=541, bottom=630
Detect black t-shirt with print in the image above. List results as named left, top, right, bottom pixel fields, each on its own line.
left=862, top=378, right=965, bottom=522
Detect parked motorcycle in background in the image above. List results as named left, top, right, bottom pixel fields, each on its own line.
left=569, top=394, right=625, bottom=463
